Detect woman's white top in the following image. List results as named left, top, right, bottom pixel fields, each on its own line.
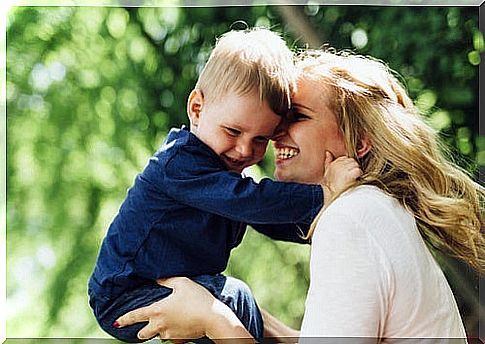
left=300, top=186, right=466, bottom=344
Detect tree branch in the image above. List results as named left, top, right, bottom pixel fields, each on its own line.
left=273, top=5, right=324, bottom=48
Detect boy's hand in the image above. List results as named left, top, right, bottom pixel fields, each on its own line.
left=322, top=151, right=362, bottom=205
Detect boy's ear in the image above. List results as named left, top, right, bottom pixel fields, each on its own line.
left=356, top=134, right=372, bottom=158
left=187, top=89, right=204, bottom=128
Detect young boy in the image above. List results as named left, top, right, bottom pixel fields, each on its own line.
left=88, top=28, right=358, bottom=343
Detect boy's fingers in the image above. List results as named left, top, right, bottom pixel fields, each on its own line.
left=115, top=306, right=151, bottom=328
left=335, top=156, right=356, bottom=165
left=156, top=276, right=190, bottom=289
left=350, top=167, right=363, bottom=178
left=350, top=162, right=361, bottom=171
left=332, top=155, right=349, bottom=162
left=339, top=158, right=360, bottom=170
left=156, top=277, right=172, bottom=288
left=324, top=151, right=334, bottom=168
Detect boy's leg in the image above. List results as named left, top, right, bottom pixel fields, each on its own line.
left=192, top=274, right=264, bottom=339
left=90, top=283, right=172, bottom=343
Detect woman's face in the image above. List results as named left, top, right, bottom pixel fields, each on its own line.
left=273, top=77, right=347, bottom=184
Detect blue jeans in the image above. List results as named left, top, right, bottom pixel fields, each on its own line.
left=90, top=274, right=263, bottom=343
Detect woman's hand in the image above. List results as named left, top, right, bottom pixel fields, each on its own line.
left=114, top=277, right=255, bottom=343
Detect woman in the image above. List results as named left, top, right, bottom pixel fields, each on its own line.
left=115, top=49, right=484, bottom=342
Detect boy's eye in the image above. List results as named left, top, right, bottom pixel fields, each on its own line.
left=254, top=136, right=270, bottom=144
left=225, top=127, right=241, bottom=136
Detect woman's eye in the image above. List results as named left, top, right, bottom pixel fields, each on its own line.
left=288, top=109, right=309, bottom=122
left=293, top=113, right=308, bottom=121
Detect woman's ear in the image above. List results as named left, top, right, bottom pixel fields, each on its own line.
left=187, top=89, right=204, bottom=129
left=356, top=134, right=372, bottom=158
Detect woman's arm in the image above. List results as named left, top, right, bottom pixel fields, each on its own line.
left=206, top=302, right=256, bottom=343
left=261, top=308, right=300, bottom=339
left=114, top=277, right=256, bottom=343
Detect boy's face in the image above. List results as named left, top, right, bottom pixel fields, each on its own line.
left=188, top=89, right=281, bottom=173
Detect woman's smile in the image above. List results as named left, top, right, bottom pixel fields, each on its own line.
left=272, top=77, right=347, bottom=184
left=274, top=146, right=300, bottom=160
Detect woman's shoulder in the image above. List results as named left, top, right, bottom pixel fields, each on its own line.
left=327, top=185, right=398, bottom=214
left=320, top=185, right=415, bottom=237
left=315, top=185, right=418, bottom=264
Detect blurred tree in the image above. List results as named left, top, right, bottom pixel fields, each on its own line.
left=6, top=5, right=482, bottom=339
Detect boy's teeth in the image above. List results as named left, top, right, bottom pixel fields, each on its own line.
left=276, top=147, right=299, bottom=159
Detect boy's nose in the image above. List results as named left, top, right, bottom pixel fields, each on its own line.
left=236, top=141, right=253, bottom=158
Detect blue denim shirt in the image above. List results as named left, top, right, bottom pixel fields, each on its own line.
left=88, top=126, right=323, bottom=301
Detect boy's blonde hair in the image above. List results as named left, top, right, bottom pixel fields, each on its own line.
left=299, top=49, right=484, bottom=273
left=195, top=27, right=296, bottom=116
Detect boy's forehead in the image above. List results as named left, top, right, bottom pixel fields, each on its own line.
left=218, top=105, right=281, bottom=134
left=223, top=121, right=279, bottom=138
left=223, top=111, right=279, bottom=125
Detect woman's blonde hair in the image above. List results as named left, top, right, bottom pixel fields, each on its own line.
left=300, top=49, right=484, bottom=272
left=195, top=27, right=296, bottom=116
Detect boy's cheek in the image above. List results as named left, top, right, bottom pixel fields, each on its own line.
left=254, top=148, right=267, bottom=162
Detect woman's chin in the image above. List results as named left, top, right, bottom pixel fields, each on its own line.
left=274, top=160, right=291, bottom=181
left=274, top=166, right=299, bottom=183
left=273, top=169, right=286, bottom=182
left=275, top=164, right=319, bottom=185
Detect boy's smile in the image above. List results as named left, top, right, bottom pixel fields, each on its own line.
left=188, top=89, right=282, bottom=173
left=220, top=154, right=249, bottom=172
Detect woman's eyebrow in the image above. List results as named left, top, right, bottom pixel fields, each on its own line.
left=292, top=102, right=315, bottom=112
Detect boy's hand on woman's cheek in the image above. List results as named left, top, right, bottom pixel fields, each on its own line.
left=321, top=151, right=362, bottom=204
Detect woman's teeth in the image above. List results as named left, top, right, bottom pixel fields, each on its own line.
left=276, top=147, right=299, bottom=160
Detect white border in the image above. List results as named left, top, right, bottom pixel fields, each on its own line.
left=1, top=1, right=482, bottom=343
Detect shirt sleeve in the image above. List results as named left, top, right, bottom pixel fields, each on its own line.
left=250, top=223, right=310, bottom=244
left=156, top=143, right=323, bottom=225
left=300, top=209, right=391, bottom=341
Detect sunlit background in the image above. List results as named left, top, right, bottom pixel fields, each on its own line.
left=6, top=5, right=483, bottom=339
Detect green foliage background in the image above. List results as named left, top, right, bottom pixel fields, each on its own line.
left=6, top=5, right=483, bottom=339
